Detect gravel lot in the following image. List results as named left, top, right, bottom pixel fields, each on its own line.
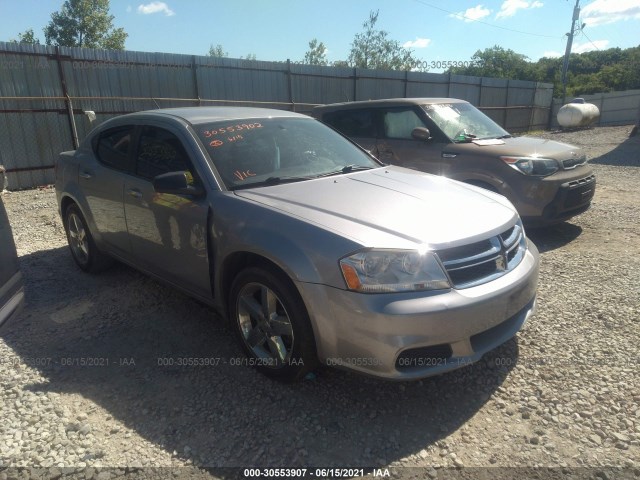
left=1, top=125, right=639, bottom=479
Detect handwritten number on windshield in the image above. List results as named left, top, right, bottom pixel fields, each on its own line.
left=203, top=123, right=263, bottom=138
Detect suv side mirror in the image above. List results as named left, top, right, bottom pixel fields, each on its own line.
left=153, top=171, right=204, bottom=198
left=411, top=127, right=431, bottom=142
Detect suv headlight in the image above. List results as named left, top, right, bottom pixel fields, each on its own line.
left=501, top=156, right=559, bottom=176
left=339, top=249, right=450, bottom=293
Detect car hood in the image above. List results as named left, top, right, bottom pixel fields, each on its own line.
left=450, top=136, right=582, bottom=162
left=234, top=166, right=518, bottom=249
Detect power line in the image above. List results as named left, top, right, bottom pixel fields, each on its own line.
left=411, top=0, right=562, bottom=39
left=580, top=30, right=603, bottom=51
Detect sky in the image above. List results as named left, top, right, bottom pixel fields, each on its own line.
left=1, top=0, right=639, bottom=71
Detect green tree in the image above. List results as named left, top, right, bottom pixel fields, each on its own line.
left=449, top=45, right=534, bottom=79
left=447, top=44, right=640, bottom=97
left=596, top=64, right=631, bottom=92
left=44, top=0, right=127, bottom=49
left=11, top=28, right=40, bottom=44
left=348, top=10, right=419, bottom=71
left=242, top=53, right=257, bottom=60
left=304, top=38, right=328, bottom=66
left=208, top=44, right=227, bottom=57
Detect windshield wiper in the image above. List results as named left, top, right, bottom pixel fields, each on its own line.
left=316, top=165, right=374, bottom=178
left=495, top=134, right=512, bottom=139
left=230, top=175, right=311, bottom=190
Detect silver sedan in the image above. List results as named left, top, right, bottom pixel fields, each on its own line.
left=55, top=107, right=539, bottom=381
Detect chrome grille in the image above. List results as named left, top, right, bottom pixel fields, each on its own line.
left=562, top=154, right=587, bottom=169
left=437, top=222, right=526, bottom=289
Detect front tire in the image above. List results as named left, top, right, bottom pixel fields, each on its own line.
left=64, top=203, right=113, bottom=273
left=229, top=267, right=317, bottom=382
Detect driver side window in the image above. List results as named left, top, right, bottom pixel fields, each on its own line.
left=135, top=126, right=197, bottom=183
left=382, top=109, right=426, bottom=140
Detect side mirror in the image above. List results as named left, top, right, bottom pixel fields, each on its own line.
left=153, top=171, right=204, bottom=198
left=411, top=127, right=431, bottom=142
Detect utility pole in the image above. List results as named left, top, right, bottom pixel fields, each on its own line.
left=561, top=0, right=581, bottom=100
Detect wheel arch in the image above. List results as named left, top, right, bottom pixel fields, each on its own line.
left=219, top=252, right=300, bottom=316
left=462, top=178, right=500, bottom=193
left=58, top=193, right=104, bottom=249
left=59, top=194, right=77, bottom=227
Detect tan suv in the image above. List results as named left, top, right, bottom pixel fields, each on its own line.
left=314, top=98, right=596, bottom=226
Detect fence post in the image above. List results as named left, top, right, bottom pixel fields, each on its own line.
left=286, top=59, right=294, bottom=111
left=404, top=70, right=408, bottom=98
left=504, top=79, right=509, bottom=130
left=353, top=67, right=357, bottom=101
left=547, top=90, right=555, bottom=130
left=191, top=55, right=201, bottom=106
left=55, top=46, right=79, bottom=149
left=528, top=84, right=537, bottom=132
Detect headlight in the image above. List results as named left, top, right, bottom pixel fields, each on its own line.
left=339, top=249, right=450, bottom=293
left=501, top=156, right=559, bottom=176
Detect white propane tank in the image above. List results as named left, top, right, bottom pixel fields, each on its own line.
left=557, top=98, right=600, bottom=128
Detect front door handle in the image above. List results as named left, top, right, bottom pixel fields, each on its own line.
left=128, top=188, right=142, bottom=199
left=79, top=171, right=92, bottom=179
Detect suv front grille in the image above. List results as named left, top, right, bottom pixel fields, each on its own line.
left=564, top=174, right=596, bottom=209
left=437, top=222, right=526, bottom=289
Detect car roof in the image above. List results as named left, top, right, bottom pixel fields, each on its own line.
left=313, top=97, right=469, bottom=113
left=115, top=107, right=309, bottom=125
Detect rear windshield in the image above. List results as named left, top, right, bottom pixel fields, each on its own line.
left=195, top=117, right=379, bottom=190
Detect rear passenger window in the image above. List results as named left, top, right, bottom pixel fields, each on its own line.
left=96, top=126, right=134, bottom=171
left=383, top=109, right=426, bottom=139
left=323, top=110, right=376, bottom=138
left=136, top=127, right=196, bottom=181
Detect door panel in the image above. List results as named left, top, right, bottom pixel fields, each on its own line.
left=124, top=126, right=210, bottom=298
left=81, top=126, right=133, bottom=256
left=376, top=138, right=445, bottom=174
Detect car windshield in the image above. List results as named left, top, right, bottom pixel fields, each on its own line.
left=196, top=117, right=380, bottom=190
left=422, top=103, right=510, bottom=143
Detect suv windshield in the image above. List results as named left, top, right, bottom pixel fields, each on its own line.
left=423, top=103, right=510, bottom=143
left=196, top=117, right=379, bottom=190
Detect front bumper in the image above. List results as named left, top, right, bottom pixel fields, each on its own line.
left=533, top=174, right=596, bottom=226
left=511, top=169, right=596, bottom=226
left=299, top=241, right=539, bottom=380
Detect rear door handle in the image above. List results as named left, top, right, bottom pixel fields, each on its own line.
left=79, top=171, right=92, bottom=179
left=128, top=188, right=142, bottom=199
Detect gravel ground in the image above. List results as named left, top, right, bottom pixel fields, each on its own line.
left=1, top=125, right=639, bottom=479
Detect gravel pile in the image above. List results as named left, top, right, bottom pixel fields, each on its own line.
left=1, top=125, right=638, bottom=478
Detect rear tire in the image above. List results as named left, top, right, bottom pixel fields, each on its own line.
left=229, top=267, right=317, bottom=382
left=64, top=203, right=113, bottom=273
